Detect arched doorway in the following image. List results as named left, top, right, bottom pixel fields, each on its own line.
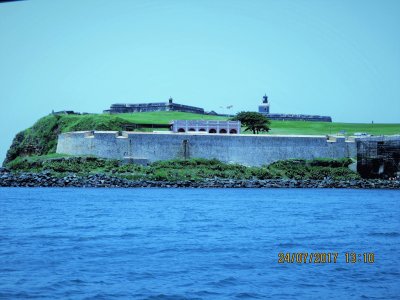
left=188, top=128, right=195, bottom=132
left=229, top=129, right=237, bottom=134
left=209, top=129, right=217, bottom=133
left=199, top=128, right=206, bottom=132
left=178, top=128, right=185, bottom=133
left=219, top=129, right=227, bottom=134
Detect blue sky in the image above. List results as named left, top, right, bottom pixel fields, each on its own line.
left=0, top=0, right=399, bottom=161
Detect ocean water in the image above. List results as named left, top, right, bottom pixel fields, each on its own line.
left=0, top=188, right=399, bottom=300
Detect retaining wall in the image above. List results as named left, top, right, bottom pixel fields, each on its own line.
left=56, top=131, right=356, bottom=166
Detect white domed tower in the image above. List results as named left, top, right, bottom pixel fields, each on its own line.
left=258, top=94, right=270, bottom=114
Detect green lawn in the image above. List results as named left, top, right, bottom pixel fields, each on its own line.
left=116, top=111, right=228, bottom=124
left=267, top=120, right=400, bottom=136
left=117, top=112, right=400, bottom=136
left=59, top=112, right=227, bottom=132
left=59, top=112, right=400, bottom=136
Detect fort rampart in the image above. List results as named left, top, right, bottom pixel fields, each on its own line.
left=56, top=131, right=356, bottom=166
left=104, top=101, right=204, bottom=114
left=262, top=113, right=332, bottom=122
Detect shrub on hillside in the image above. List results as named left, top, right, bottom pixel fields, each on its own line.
left=5, top=156, right=360, bottom=181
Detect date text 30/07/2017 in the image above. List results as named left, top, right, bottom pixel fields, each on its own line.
left=278, top=252, right=375, bottom=264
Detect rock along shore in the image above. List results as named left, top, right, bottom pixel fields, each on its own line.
left=0, top=169, right=399, bottom=189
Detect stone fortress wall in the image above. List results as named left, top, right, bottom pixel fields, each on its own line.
left=56, top=131, right=356, bottom=166
left=104, top=98, right=204, bottom=114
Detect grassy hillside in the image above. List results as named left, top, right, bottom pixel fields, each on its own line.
left=4, top=114, right=128, bottom=164
left=115, top=111, right=227, bottom=123
left=269, top=120, right=400, bottom=136
left=3, top=112, right=227, bottom=165
left=117, top=112, right=400, bottom=136
left=4, top=111, right=400, bottom=166
left=67, top=112, right=400, bottom=136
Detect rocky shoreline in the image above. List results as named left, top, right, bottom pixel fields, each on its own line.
left=0, top=169, right=399, bottom=189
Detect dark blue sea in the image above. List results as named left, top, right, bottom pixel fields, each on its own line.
left=0, top=188, right=399, bottom=299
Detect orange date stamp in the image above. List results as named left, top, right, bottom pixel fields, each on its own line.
left=278, top=252, right=375, bottom=264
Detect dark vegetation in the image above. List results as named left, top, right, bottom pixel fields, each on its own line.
left=231, top=111, right=270, bottom=134
left=6, top=156, right=359, bottom=181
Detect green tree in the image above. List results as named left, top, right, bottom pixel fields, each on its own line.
left=231, top=111, right=271, bottom=134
